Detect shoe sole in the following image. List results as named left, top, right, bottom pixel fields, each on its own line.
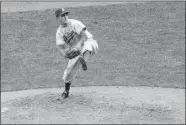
left=79, top=57, right=87, bottom=71
left=56, top=95, right=69, bottom=101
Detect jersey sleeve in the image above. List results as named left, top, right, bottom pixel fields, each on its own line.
left=56, top=28, right=65, bottom=46
left=73, top=20, right=86, bottom=35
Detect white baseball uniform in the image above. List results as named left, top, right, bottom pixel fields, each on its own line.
left=56, top=19, right=98, bottom=83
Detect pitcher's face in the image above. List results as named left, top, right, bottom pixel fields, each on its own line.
left=57, top=14, right=68, bottom=25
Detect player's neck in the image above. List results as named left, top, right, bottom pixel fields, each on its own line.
left=61, top=23, right=68, bottom=28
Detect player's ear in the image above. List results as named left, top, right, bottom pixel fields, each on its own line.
left=56, top=16, right=61, bottom=23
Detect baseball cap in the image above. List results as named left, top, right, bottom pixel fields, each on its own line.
left=55, top=8, right=70, bottom=18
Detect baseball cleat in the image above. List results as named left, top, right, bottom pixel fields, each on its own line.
left=57, top=90, right=69, bottom=101
left=79, top=57, right=87, bottom=71
left=61, top=90, right=69, bottom=99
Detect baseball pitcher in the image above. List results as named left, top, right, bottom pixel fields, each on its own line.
left=55, top=8, right=98, bottom=99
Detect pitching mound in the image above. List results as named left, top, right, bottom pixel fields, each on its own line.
left=1, top=86, right=185, bottom=124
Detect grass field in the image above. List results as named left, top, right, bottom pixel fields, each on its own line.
left=1, top=1, right=185, bottom=92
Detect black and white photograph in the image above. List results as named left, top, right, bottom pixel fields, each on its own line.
left=1, top=0, right=185, bottom=124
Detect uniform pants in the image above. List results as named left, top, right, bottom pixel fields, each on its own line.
left=63, top=38, right=98, bottom=83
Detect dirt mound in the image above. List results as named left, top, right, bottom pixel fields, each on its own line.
left=1, top=86, right=185, bottom=124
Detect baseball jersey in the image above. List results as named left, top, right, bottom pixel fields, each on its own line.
left=56, top=19, right=93, bottom=46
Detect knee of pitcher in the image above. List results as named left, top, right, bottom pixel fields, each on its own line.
left=63, top=75, right=72, bottom=83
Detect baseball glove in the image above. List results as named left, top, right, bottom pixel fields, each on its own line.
left=65, top=48, right=81, bottom=59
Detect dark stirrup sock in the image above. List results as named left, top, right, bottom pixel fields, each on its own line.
left=65, top=82, right=71, bottom=92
